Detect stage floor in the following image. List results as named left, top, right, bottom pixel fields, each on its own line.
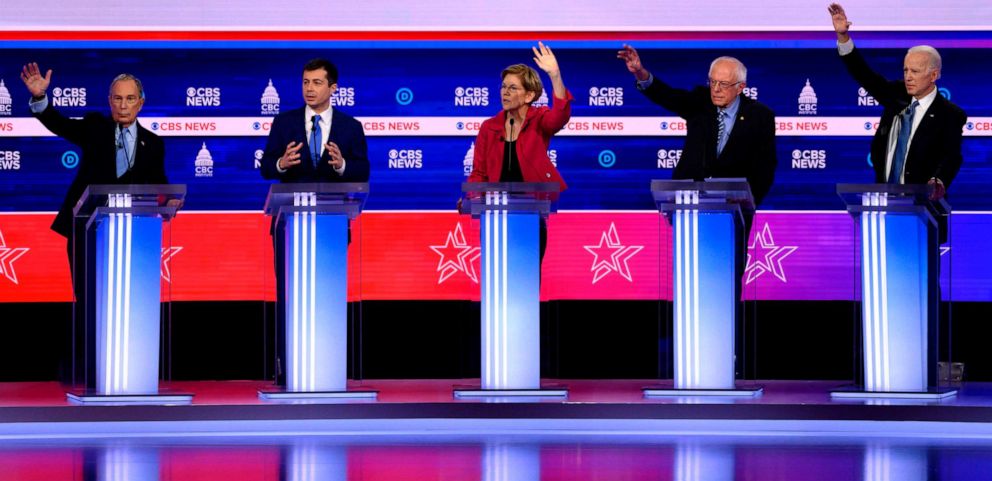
left=1, top=379, right=992, bottom=439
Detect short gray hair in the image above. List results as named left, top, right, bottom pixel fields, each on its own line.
left=108, top=73, right=145, bottom=99
left=709, top=56, right=747, bottom=83
left=907, top=45, right=942, bottom=80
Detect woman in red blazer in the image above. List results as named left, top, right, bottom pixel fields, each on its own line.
left=468, top=42, right=571, bottom=191
left=466, top=42, right=572, bottom=261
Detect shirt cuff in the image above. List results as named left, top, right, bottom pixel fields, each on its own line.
left=636, top=73, right=654, bottom=91
left=837, top=38, right=855, bottom=56
left=29, top=95, right=49, bottom=113
left=334, top=158, right=346, bottom=175
left=275, top=158, right=287, bottom=173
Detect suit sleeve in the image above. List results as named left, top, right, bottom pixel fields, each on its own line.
left=749, top=107, right=778, bottom=207
left=840, top=46, right=902, bottom=107
left=537, top=90, right=573, bottom=134
left=260, top=114, right=292, bottom=181
left=338, top=120, right=370, bottom=182
left=639, top=77, right=706, bottom=119
left=935, top=106, right=967, bottom=189
left=34, top=105, right=93, bottom=147
left=151, top=135, right=168, bottom=184
left=468, top=126, right=490, bottom=183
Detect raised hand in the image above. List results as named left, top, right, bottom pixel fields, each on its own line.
left=617, top=44, right=650, bottom=82
left=20, top=62, right=52, bottom=99
left=828, top=3, right=852, bottom=39
left=532, top=41, right=560, bottom=77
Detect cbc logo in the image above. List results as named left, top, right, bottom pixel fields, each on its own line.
left=791, top=149, right=827, bottom=169
left=388, top=148, right=423, bottom=168
left=52, top=86, right=87, bottom=107
left=588, top=86, right=624, bottom=106
left=657, top=149, right=682, bottom=169
left=187, top=87, right=221, bottom=107
left=331, top=87, right=356, bottom=107
left=454, top=86, right=489, bottom=107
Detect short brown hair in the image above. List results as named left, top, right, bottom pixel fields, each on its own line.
left=501, top=64, right=543, bottom=105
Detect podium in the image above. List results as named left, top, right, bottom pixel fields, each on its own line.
left=259, top=183, right=376, bottom=401
left=645, top=179, right=762, bottom=397
left=66, top=184, right=191, bottom=405
left=454, top=182, right=566, bottom=398
left=833, top=184, right=955, bottom=399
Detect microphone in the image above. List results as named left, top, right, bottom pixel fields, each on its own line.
left=507, top=117, right=516, bottom=175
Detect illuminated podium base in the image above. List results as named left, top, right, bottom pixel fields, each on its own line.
left=642, top=385, right=763, bottom=398
left=830, top=386, right=957, bottom=400
left=453, top=387, right=569, bottom=399
left=66, top=389, right=193, bottom=405
left=258, top=388, right=378, bottom=402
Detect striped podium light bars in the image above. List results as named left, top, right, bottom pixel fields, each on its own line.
left=258, top=183, right=376, bottom=401
left=833, top=185, right=956, bottom=400
left=644, top=180, right=762, bottom=398
left=455, top=183, right=566, bottom=398
left=66, top=185, right=192, bottom=405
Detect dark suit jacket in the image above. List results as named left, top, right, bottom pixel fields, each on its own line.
left=840, top=46, right=967, bottom=188
left=35, top=105, right=167, bottom=238
left=260, top=106, right=370, bottom=183
left=639, top=78, right=778, bottom=207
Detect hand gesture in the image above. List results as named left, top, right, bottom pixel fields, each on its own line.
left=532, top=41, right=560, bottom=77
left=325, top=141, right=344, bottom=170
left=828, top=3, right=851, bottom=36
left=928, top=177, right=946, bottom=201
left=617, top=44, right=650, bottom=82
left=279, top=141, right=303, bottom=170
left=20, top=62, right=52, bottom=99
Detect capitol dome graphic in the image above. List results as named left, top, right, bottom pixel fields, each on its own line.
left=194, top=142, right=214, bottom=177
left=463, top=142, right=475, bottom=176
left=0, top=79, right=12, bottom=112
left=261, top=79, right=280, bottom=114
left=798, top=79, right=818, bottom=115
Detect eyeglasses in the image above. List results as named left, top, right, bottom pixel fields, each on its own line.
left=500, top=84, right=524, bottom=93
left=110, top=95, right=140, bottom=105
left=707, top=79, right=741, bottom=90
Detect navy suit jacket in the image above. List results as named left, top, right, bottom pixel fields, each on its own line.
left=34, top=105, right=167, bottom=238
left=638, top=78, right=777, bottom=207
left=840, top=46, right=967, bottom=188
left=260, top=106, right=370, bottom=183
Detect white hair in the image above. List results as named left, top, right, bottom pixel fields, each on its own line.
left=709, top=56, right=747, bottom=83
left=907, top=45, right=942, bottom=80
left=109, top=73, right=145, bottom=99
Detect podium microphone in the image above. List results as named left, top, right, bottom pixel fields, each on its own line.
left=507, top=117, right=515, bottom=175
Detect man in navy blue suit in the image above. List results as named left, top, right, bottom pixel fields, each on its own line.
left=260, top=58, right=369, bottom=385
left=261, top=58, right=369, bottom=182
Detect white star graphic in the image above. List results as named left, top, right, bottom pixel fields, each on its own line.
left=161, top=246, right=183, bottom=283
left=429, top=223, right=480, bottom=284
left=0, top=228, right=29, bottom=285
left=940, top=246, right=951, bottom=256
left=744, top=223, right=798, bottom=284
left=583, top=222, right=643, bottom=284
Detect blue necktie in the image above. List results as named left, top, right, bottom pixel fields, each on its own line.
left=889, top=100, right=919, bottom=184
left=716, top=109, right=727, bottom=156
left=115, top=128, right=131, bottom=178
left=310, top=114, right=322, bottom=167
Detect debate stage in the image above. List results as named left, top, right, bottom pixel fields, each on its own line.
left=2, top=379, right=992, bottom=438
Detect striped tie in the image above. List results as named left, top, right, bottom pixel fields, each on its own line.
left=716, top=109, right=727, bottom=156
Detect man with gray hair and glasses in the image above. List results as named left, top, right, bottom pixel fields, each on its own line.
left=20, top=62, right=168, bottom=384
left=829, top=3, right=966, bottom=213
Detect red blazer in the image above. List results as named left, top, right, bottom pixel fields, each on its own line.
left=468, top=90, right=573, bottom=193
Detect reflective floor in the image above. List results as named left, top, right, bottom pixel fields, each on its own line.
left=3, top=435, right=992, bottom=481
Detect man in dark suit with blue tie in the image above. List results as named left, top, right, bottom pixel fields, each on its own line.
left=260, top=58, right=369, bottom=385
left=21, top=63, right=168, bottom=386
left=829, top=3, right=966, bottom=216
left=261, top=58, right=369, bottom=183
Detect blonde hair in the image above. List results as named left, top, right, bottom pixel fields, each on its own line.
left=501, top=64, right=543, bottom=104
